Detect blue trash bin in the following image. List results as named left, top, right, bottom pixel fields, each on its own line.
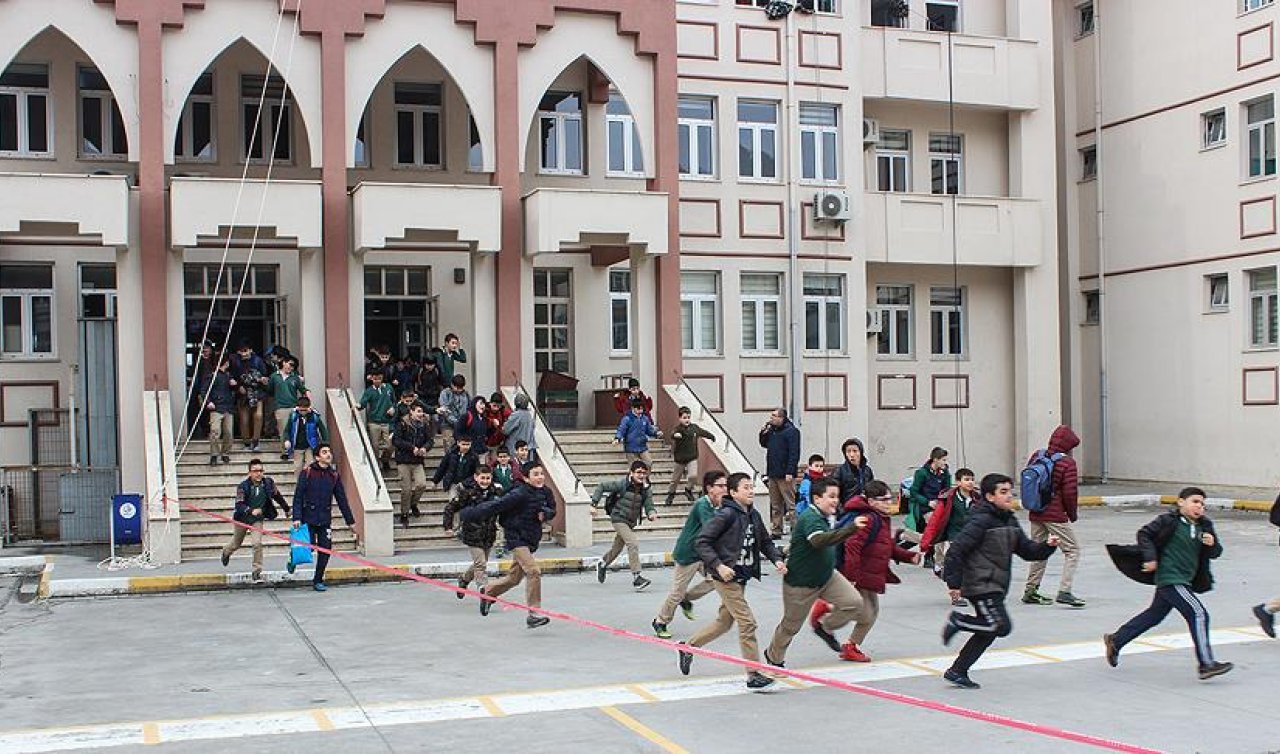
left=112, top=494, right=143, bottom=545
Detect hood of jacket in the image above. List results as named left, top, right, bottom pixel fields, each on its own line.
left=844, top=438, right=869, bottom=469
left=1047, top=425, right=1080, bottom=455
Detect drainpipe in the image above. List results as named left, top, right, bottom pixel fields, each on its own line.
left=1093, top=0, right=1110, bottom=482
left=784, top=10, right=802, bottom=424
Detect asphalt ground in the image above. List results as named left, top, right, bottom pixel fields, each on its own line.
left=1, top=507, right=1279, bottom=753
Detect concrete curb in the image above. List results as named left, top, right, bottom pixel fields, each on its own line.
left=1076, top=494, right=1273, bottom=512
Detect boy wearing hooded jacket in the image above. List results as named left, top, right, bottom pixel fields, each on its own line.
left=831, top=438, right=874, bottom=504
left=1023, top=425, right=1086, bottom=608
left=592, top=461, right=657, bottom=591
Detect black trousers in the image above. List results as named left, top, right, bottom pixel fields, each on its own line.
left=1113, top=584, right=1215, bottom=666
left=948, top=594, right=1013, bottom=674
left=308, top=525, right=333, bottom=584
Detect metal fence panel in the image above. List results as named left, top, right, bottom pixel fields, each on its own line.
left=57, top=468, right=119, bottom=543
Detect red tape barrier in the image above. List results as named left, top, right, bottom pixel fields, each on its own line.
left=179, top=500, right=1161, bottom=754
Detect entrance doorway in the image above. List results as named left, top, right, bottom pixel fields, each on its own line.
left=363, top=266, right=437, bottom=363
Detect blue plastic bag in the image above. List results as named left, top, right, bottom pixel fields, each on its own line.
left=289, top=524, right=314, bottom=568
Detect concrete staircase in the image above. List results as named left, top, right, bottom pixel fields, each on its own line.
left=382, top=442, right=468, bottom=551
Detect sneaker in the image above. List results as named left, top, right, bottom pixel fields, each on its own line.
left=951, top=595, right=969, bottom=607
left=410, top=505, right=422, bottom=518
left=943, top=669, right=980, bottom=689
left=526, top=614, right=550, bottom=629
left=220, top=455, right=231, bottom=464
left=1022, top=589, right=1053, bottom=606
left=811, top=620, right=841, bottom=654
left=684, top=489, right=696, bottom=503
left=220, top=550, right=230, bottom=567
left=209, top=455, right=218, bottom=466
left=596, top=560, right=607, bottom=583
left=652, top=620, right=672, bottom=639
left=923, top=552, right=936, bottom=571
left=664, top=493, right=675, bottom=507
left=633, top=575, right=652, bottom=592
left=679, top=599, right=696, bottom=621
left=1103, top=633, right=1119, bottom=668
left=251, top=570, right=264, bottom=584
left=1056, top=592, right=1087, bottom=608
left=745, top=671, right=776, bottom=691
left=839, top=643, right=871, bottom=663
left=1198, top=661, right=1234, bottom=680
left=399, top=514, right=409, bottom=529
left=942, top=618, right=960, bottom=647
left=313, top=582, right=328, bottom=592
left=479, top=588, right=493, bottom=617
left=677, top=642, right=693, bottom=676
left=456, top=576, right=467, bottom=600
left=763, top=649, right=785, bottom=668
left=280, top=453, right=290, bottom=462
left=1254, top=604, right=1276, bottom=638
left=250, top=441, right=260, bottom=452
left=286, top=558, right=296, bottom=575
left=243, top=442, right=253, bottom=450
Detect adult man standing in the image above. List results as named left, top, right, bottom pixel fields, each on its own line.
left=221, top=458, right=289, bottom=582
left=759, top=408, right=801, bottom=539
left=392, top=404, right=433, bottom=528
left=592, top=460, right=657, bottom=591
left=290, top=444, right=359, bottom=592
left=1023, top=425, right=1086, bottom=608
left=652, top=470, right=728, bottom=639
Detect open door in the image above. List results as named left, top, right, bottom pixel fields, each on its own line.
left=272, top=296, right=289, bottom=352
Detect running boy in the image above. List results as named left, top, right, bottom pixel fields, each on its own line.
left=653, top=470, right=728, bottom=639
left=442, top=464, right=503, bottom=599
left=919, top=468, right=977, bottom=606
left=666, top=406, right=716, bottom=506
left=612, top=399, right=661, bottom=464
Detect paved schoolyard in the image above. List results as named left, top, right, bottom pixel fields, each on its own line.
left=1, top=507, right=1278, bottom=753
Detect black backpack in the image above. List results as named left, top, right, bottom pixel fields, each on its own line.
left=1270, top=493, right=1280, bottom=527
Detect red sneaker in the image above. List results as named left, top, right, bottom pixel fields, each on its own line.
left=839, top=643, right=871, bottom=663
left=809, top=599, right=832, bottom=630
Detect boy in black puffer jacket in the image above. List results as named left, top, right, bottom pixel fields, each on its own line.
left=940, top=473, right=1058, bottom=689
left=442, top=465, right=504, bottom=599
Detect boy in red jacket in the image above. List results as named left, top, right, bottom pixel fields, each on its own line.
left=1022, top=425, right=1085, bottom=608
left=811, top=479, right=920, bottom=662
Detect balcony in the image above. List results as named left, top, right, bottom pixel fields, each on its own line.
left=351, top=182, right=501, bottom=253
left=169, top=177, right=322, bottom=248
left=523, top=188, right=669, bottom=256
left=0, top=172, right=129, bottom=246
left=864, top=192, right=1043, bottom=268
left=861, top=28, right=1039, bottom=110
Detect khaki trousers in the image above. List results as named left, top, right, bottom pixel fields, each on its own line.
left=1026, top=521, right=1080, bottom=594
left=398, top=463, right=428, bottom=516
left=208, top=411, right=233, bottom=455
left=1265, top=597, right=1280, bottom=613
left=602, top=521, right=641, bottom=574
left=238, top=400, right=263, bottom=443
left=366, top=422, right=391, bottom=459
left=656, top=561, right=716, bottom=624
left=847, top=588, right=881, bottom=646
left=222, top=526, right=263, bottom=572
left=688, top=580, right=760, bottom=675
left=626, top=451, right=652, bottom=465
left=767, top=478, right=796, bottom=535
left=765, top=572, right=864, bottom=663
left=667, top=460, right=697, bottom=496
left=462, top=546, right=490, bottom=590
left=486, top=545, right=542, bottom=609
left=274, top=408, right=293, bottom=442
left=292, top=447, right=315, bottom=475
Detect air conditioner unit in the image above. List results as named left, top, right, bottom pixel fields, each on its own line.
left=862, top=117, right=881, bottom=146
left=812, top=190, right=851, bottom=223
left=866, top=307, right=884, bottom=334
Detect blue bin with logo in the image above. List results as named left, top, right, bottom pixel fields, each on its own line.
left=112, top=494, right=143, bottom=545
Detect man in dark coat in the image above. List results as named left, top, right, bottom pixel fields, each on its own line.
left=758, top=407, right=801, bottom=539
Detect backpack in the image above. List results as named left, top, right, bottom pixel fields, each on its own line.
left=1019, top=450, right=1065, bottom=512
left=1270, top=493, right=1280, bottom=527
left=834, top=511, right=882, bottom=573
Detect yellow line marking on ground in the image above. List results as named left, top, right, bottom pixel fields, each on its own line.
left=141, top=722, right=161, bottom=745
left=1017, top=648, right=1064, bottom=663
left=599, top=706, right=690, bottom=754
left=627, top=684, right=661, bottom=702
left=777, top=676, right=806, bottom=688
left=898, top=660, right=942, bottom=676
left=478, top=696, right=506, bottom=717
left=1131, top=639, right=1166, bottom=648
left=310, top=709, right=335, bottom=731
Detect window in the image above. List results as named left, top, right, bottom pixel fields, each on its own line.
left=394, top=82, right=442, bottom=168
left=737, top=100, right=778, bottom=180
left=1080, top=145, right=1097, bottom=181
left=929, top=133, right=963, bottom=195
left=0, top=265, right=54, bottom=359
left=871, top=0, right=908, bottom=27
left=876, top=129, right=910, bottom=192
left=241, top=74, right=292, bottom=163
left=681, top=272, right=720, bottom=354
left=1201, top=108, right=1226, bottom=150
left=538, top=91, right=583, bottom=175
left=1243, top=0, right=1274, bottom=12
left=468, top=116, right=483, bottom=171
left=929, top=286, right=965, bottom=356
left=176, top=73, right=215, bottom=162
left=363, top=267, right=430, bottom=297
left=1249, top=268, right=1278, bottom=347
left=79, top=66, right=128, bottom=158
left=1077, top=2, right=1095, bottom=36
left=0, top=63, right=52, bottom=157
left=1206, top=274, right=1230, bottom=312
left=186, top=263, right=279, bottom=297
left=533, top=269, right=573, bottom=373
left=740, top=273, right=782, bottom=353
left=800, top=103, right=840, bottom=183
left=606, top=93, right=644, bottom=176
left=678, top=96, right=716, bottom=178
left=1246, top=97, right=1276, bottom=178
left=1083, top=290, right=1100, bottom=325
left=609, top=268, right=631, bottom=353
left=876, top=284, right=912, bottom=356
left=80, top=264, right=117, bottom=319
left=738, top=0, right=836, bottom=9
left=803, top=274, right=844, bottom=352
left=353, top=114, right=370, bottom=168
left=926, top=0, right=960, bottom=32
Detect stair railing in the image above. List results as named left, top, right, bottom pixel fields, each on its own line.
left=510, top=376, right=583, bottom=496
left=338, top=381, right=385, bottom=499
left=677, top=377, right=761, bottom=482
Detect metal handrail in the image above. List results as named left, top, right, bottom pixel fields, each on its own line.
left=677, top=377, right=762, bottom=483
left=338, top=382, right=385, bottom=498
left=510, top=375, right=583, bottom=496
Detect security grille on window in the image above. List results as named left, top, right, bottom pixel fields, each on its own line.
left=538, top=91, right=583, bottom=175
left=606, top=93, right=644, bottom=176
left=803, top=273, right=844, bottom=352
left=1246, top=97, right=1275, bottom=178
left=929, top=286, right=965, bottom=356
left=876, top=284, right=912, bottom=356
left=740, top=273, right=782, bottom=353
left=1201, top=109, right=1226, bottom=150
left=800, top=103, right=840, bottom=183
left=533, top=269, right=573, bottom=373
left=1077, top=2, right=1094, bottom=36
left=176, top=72, right=215, bottom=162
left=0, top=265, right=55, bottom=358
left=876, top=129, right=910, bottom=192
left=241, top=74, right=292, bottom=162
left=678, top=96, right=716, bottom=178
left=0, top=63, right=51, bottom=157
left=1249, top=268, right=1278, bottom=347
left=1207, top=274, right=1229, bottom=312
left=681, top=272, right=720, bottom=354
left=80, top=264, right=117, bottom=319
left=394, top=82, right=443, bottom=168
left=926, top=0, right=960, bottom=32
left=1080, top=145, right=1097, bottom=180
left=609, top=268, right=631, bottom=353
left=738, top=100, right=779, bottom=180
left=929, top=134, right=963, bottom=195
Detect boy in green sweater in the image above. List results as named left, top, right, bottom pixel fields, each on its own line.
left=268, top=357, right=308, bottom=442
left=653, top=470, right=728, bottom=639
left=358, top=371, right=396, bottom=470
left=665, top=407, right=716, bottom=506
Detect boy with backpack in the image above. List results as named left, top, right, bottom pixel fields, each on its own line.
left=919, top=468, right=978, bottom=606
left=1022, top=425, right=1086, bottom=608
left=796, top=454, right=826, bottom=517
left=442, top=464, right=503, bottom=598
left=592, top=461, right=657, bottom=591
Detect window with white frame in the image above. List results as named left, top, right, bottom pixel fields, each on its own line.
left=1246, top=96, right=1276, bottom=178
left=1249, top=268, right=1278, bottom=347
left=803, top=273, right=844, bottom=353
left=80, top=264, right=117, bottom=319
left=0, top=265, right=55, bottom=359
left=1243, top=0, right=1274, bottom=13
left=606, top=93, right=644, bottom=176
left=737, top=100, right=778, bottom=180
left=681, top=272, right=720, bottom=354
left=740, top=273, right=782, bottom=353
left=929, top=133, right=963, bottom=195
left=395, top=83, right=443, bottom=168
left=1206, top=273, right=1229, bottom=313
left=929, top=286, right=965, bottom=356
left=678, top=96, right=716, bottom=178
left=876, top=284, right=912, bottom=356
left=1077, top=2, right=1094, bottom=36
left=1083, top=290, right=1100, bottom=325
left=800, top=103, right=840, bottom=183
left=175, top=72, right=215, bottom=162
left=1201, top=108, right=1226, bottom=150
left=79, top=66, right=128, bottom=159
left=926, top=0, right=961, bottom=32
left=0, top=63, right=51, bottom=158
left=1080, top=145, right=1097, bottom=180
left=871, top=0, right=909, bottom=27
left=609, top=268, right=631, bottom=353
left=538, top=91, right=583, bottom=175
left=533, top=269, right=573, bottom=373
left=876, top=129, right=910, bottom=192
left=241, top=74, right=292, bottom=163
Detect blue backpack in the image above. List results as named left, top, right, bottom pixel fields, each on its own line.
left=1019, top=450, right=1065, bottom=512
